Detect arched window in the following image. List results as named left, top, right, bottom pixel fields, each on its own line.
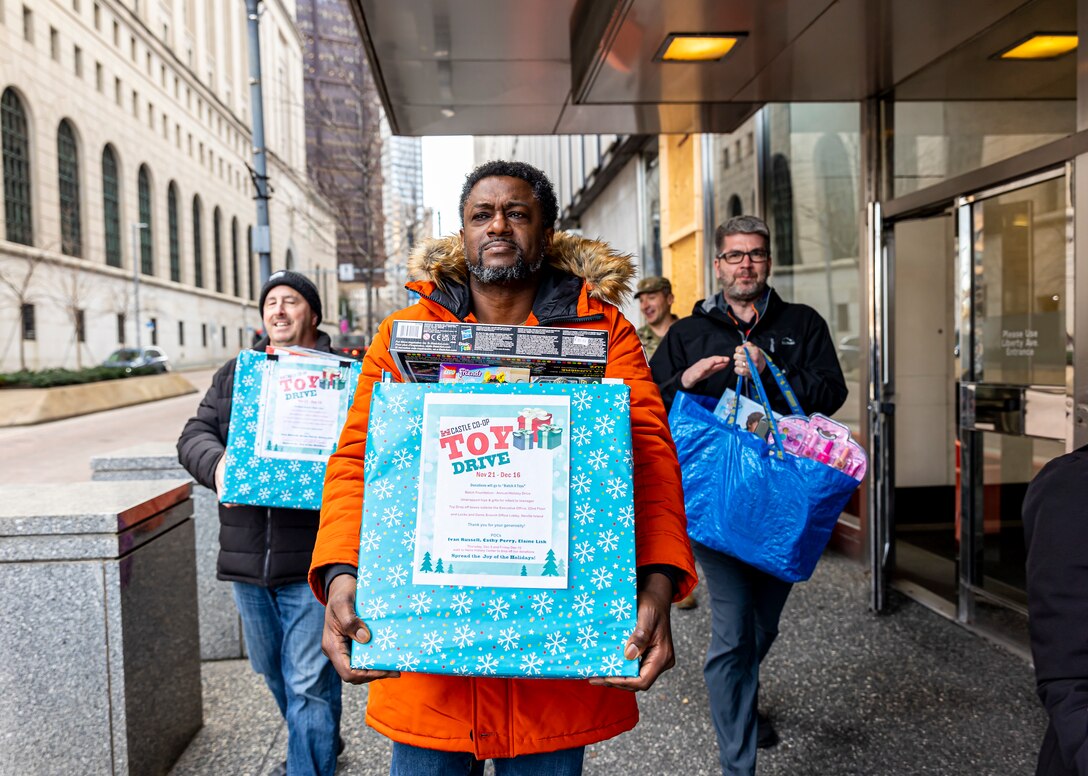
left=192, top=196, right=204, bottom=288
left=102, top=145, right=122, bottom=267
left=167, top=183, right=181, bottom=282
left=231, top=217, right=240, bottom=297
left=728, top=194, right=743, bottom=218
left=57, top=120, right=81, bottom=257
left=2, top=89, right=33, bottom=246
left=137, top=165, right=153, bottom=275
left=815, top=134, right=858, bottom=260
left=770, top=153, right=794, bottom=267
left=285, top=248, right=294, bottom=270
left=247, top=225, right=256, bottom=299
left=213, top=206, right=223, bottom=292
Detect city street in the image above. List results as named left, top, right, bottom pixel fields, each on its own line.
left=0, top=368, right=214, bottom=483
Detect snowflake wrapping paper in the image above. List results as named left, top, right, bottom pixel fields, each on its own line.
left=221, top=349, right=362, bottom=510
left=352, top=381, right=640, bottom=679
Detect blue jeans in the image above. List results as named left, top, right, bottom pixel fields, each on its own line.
left=233, top=581, right=342, bottom=776
left=692, top=542, right=793, bottom=776
left=390, top=742, right=585, bottom=776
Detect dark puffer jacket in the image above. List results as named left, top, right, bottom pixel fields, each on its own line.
left=650, top=289, right=848, bottom=417
left=177, top=331, right=333, bottom=587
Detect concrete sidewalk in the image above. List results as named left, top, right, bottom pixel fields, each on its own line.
left=169, top=553, right=1046, bottom=776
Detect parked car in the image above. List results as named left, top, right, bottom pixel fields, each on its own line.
left=838, top=335, right=860, bottom=373
left=103, top=347, right=171, bottom=374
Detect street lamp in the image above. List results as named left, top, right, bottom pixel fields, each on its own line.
left=131, top=222, right=148, bottom=350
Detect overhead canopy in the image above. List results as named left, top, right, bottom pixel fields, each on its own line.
left=347, top=0, right=1075, bottom=136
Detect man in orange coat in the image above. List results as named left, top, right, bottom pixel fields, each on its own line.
left=310, top=160, right=696, bottom=774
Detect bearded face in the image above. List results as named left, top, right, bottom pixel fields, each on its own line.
left=460, top=176, right=553, bottom=286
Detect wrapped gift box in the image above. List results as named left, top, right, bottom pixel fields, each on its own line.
left=539, top=424, right=564, bottom=450
left=220, top=349, right=362, bottom=510
left=353, top=382, right=638, bottom=679
left=512, top=428, right=534, bottom=450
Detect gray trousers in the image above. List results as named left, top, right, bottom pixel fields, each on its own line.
left=693, top=542, right=793, bottom=776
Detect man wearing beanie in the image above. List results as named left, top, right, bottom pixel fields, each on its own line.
left=178, top=269, right=342, bottom=776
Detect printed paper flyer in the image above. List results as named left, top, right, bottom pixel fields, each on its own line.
left=414, top=394, right=571, bottom=589
left=255, top=357, right=353, bottom=462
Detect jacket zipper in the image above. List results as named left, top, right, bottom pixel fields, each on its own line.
left=538, top=313, right=604, bottom=325
left=262, top=509, right=273, bottom=585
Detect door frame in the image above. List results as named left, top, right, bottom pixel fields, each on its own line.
left=953, top=165, right=1073, bottom=625
left=867, top=163, right=1074, bottom=617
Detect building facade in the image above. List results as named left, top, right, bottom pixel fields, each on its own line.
left=377, top=121, right=424, bottom=323
left=297, top=0, right=384, bottom=337
left=0, top=0, right=337, bottom=372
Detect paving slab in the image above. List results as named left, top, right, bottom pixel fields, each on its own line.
left=171, top=553, right=1046, bottom=775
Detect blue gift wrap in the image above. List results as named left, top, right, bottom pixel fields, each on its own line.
left=221, top=349, right=362, bottom=511
left=352, top=382, right=639, bottom=679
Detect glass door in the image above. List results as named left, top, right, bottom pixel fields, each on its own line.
left=885, top=210, right=960, bottom=612
left=956, top=170, right=1072, bottom=631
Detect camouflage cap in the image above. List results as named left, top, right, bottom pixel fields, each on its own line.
left=634, top=276, right=672, bottom=298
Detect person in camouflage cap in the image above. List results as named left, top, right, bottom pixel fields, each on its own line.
left=634, top=275, right=678, bottom=362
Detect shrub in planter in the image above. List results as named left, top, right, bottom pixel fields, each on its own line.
left=0, top=365, right=160, bottom=389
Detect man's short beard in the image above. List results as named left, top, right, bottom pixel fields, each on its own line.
left=467, top=241, right=546, bottom=284
left=726, top=277, right=768, bottom=302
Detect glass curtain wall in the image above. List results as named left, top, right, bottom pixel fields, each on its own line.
left=762, top=103, right=862, bottom=432
left=888, top=101, right=1075, bottom=197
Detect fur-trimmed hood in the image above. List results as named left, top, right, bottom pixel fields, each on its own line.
left=406, top=231, right=636, bottom=307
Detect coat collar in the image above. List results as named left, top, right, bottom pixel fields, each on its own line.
left=405, top=231, right=635, bottom=324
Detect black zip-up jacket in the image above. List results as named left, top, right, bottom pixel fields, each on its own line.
left=650, top=288, right=847, bottom=417
left=1024, top=444, right=1088, bottom=776
left=177, top=331, right=333, bottom=587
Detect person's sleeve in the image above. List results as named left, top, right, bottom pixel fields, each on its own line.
left=308, top=320, right=402, bottom=604
left=1025, top=456, right=1088, bottom=774
left=176, top=363, right=232, bottom=491
left=778, top=313, right=848, bottom=417
left=649, top=325, right=689, bottom=413
left=608, top=311, right=697, bottom=602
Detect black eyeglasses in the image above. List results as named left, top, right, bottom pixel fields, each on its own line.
left=715, top=249, right=770, bottom=264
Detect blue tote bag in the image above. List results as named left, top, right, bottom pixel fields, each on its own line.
left=668, top=352, right=860, bottom=583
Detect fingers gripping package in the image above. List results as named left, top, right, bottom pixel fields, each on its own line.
left=352, top=382, right=639, bottom=679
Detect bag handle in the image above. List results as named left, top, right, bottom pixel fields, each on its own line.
left=728, top=349, right=803, bottom=460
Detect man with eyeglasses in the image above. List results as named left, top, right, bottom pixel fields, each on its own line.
left=650, top=214, right=846, bottom=776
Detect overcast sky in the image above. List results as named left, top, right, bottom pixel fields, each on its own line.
left=421, top=136, right=475, bottom=238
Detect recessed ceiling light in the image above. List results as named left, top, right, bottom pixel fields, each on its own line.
left=440, top=108, right=456, bottom=118
left=997, top=33, right=1077, bottom=60
left=654, top=33, right=746, bottom=63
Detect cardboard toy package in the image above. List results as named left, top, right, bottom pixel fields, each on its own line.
left=220, top=348, right=362, bottom=510
left=352, top=381, right=639, bottom=679
left=389, top=320, right=609, bottom=383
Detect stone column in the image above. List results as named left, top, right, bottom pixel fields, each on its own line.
left=0, top=480, right=203, bottom=775
left=91, top=442, right=245, bottom=660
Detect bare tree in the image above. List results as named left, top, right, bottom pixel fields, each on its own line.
left=48, top=264, right=99, bottom=370
left=0, top=251, right=47, bottom=371
left=300, top=23, right=387, bottom=338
